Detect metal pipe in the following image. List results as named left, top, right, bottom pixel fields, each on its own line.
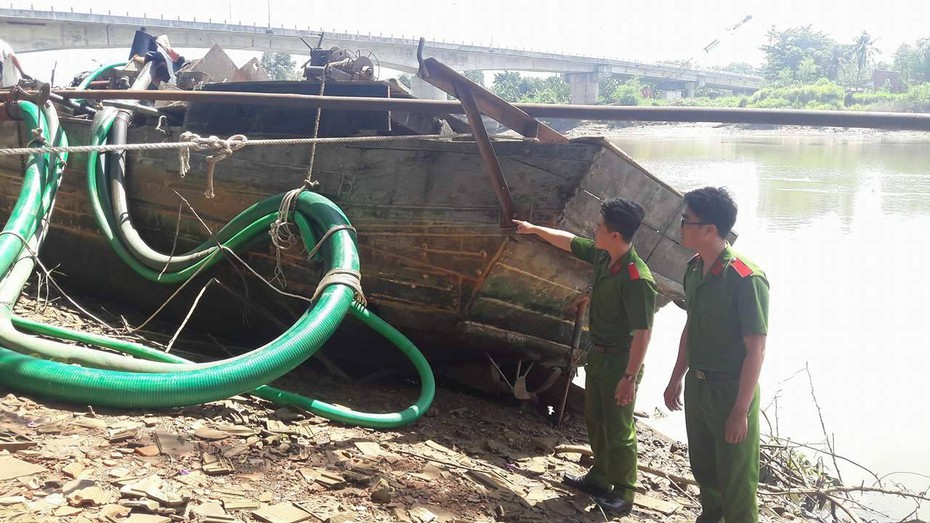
left=27, top=89, right=930, bottom=131
left=101, top=100, right=161, bottom=116
left=47, top=92, right=96, bottom=115
left=556, top=294, right=589, bottom=428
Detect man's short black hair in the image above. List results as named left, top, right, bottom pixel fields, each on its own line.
left=683, top=187, right=737, bottom=238
left=601, top=198, right=645, bottom=243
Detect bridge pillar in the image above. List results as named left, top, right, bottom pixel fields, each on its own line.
left=563, top=72, right=601, bottom=105
left=682, top=77, right=706, bottom=98
left=683, top=81, right=697, bottom=98
left=411, top=76, right=448, bottom=100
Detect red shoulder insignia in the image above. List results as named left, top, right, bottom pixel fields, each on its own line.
left=731, top=258, right=753, bottom=278
left=627, top=262, right=641, bottom=281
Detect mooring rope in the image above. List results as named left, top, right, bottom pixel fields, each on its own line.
left=268, top=68, right=328, bottom=286
left=0, top=132, right=461, bottom=157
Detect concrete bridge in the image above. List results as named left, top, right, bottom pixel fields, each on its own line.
left=0, top=7, right=763, bottom=102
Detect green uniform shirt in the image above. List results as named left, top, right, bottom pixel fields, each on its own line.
left=684, top=244, right=769, bottom=374
left=570, top=237, right=658, bottom=348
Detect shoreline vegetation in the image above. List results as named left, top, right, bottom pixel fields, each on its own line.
left=408, top=27, right=930, bottom=116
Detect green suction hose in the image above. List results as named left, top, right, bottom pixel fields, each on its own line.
left=0, top=73, right=436, bottom=428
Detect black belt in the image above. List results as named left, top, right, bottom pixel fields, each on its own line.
left=592, top=345, right=629, bottom=354
left=693, top=370, right=739, bottom=382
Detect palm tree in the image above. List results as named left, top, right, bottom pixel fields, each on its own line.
left=825, top=45, right=850, bottom=83
left=851, top=31, right=880, bottom=87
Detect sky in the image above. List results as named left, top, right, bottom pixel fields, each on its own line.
left=10, top=0, right=930, bottom=84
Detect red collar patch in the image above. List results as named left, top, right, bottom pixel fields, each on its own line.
left=730, top=258, right=753, bottom=278
left=609, top=258, right=625, bottom=275
left=709, top=258, right=725, bottom=276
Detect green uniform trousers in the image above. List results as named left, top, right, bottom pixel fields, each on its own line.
left=583, top=351, right=641, bottom=502
left=684, top=371, right=760, bottom=523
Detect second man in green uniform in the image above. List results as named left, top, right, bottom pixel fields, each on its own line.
left=664, top=187, right=770, bottom=523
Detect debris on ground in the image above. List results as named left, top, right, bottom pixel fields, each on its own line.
left=0, top=287, right=820, bottom=522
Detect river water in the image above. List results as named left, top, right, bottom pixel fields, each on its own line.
left=599, top=125, right=930, bottom=520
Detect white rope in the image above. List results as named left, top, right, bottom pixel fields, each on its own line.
left=269, top=70, right=326, bottom=284
left=311, top=268, right=365, bottom=306
left=268, top=186, right=303, bottom=288
left=0, top=133, right=459, bottom=157
left=303, top=66, right=328, bottom=190
left=177, top=132, right=248, bottom=198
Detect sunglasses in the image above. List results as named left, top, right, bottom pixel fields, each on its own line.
left=680, top=216, right=710, bottom=227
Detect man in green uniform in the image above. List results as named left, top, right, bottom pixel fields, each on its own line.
left=514, top=198, right=657, bottom=516
left=663, top=187, right=770, bottom=523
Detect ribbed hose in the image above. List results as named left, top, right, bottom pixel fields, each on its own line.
left=0, top=183, right=363, bottom=407
left=107, top=109, right=217, bottom=271
left=10, top=302, right=435, bottom=429
left=0, top=106, right=49, bottom=274
left=87, top=111, right=287, bottom=284
left=0, top=76, right=435, bottom=428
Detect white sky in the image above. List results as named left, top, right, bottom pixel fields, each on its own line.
left=12, top=0, right=930, bottom=83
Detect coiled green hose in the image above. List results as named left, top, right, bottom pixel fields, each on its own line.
left=0, top=77, right=435, bottom=428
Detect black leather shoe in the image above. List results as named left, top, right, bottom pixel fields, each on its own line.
left=561, top=473, right=610, bottom=497
left=592, top=492, right=634, bottom=516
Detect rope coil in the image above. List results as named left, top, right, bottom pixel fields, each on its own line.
left=311, top=268, right=366, bottom=306
left=178, top=132, right=248, bottom=198
left=268, top=187, right=305, bottom=288
left=29, top=127, right=48, bottom=149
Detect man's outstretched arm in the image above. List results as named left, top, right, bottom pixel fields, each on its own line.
left=513, top=220, right=575, bottom=252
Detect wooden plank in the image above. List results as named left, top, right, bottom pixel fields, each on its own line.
left=252, top=503, right=313, bottom=523
left=635, top=494, right=681, bottom=515
left=154, top=431, right=195, bottom=456
left=0, top=456, right=44, bottom=480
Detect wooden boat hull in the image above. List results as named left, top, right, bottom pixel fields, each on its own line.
left=0, top=118, right=692, bottom=368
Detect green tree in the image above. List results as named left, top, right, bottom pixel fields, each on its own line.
left=260, top=52, right=300, bottom=80
left=892, top=44, right=916, bottom=83
left=491, top=71, right=524, bottom=101
left=612, top=78, right=647, bottom=105
left=761, top=26, right=835, bottom=84
left=824, top=45, right=851, bottom=83
left=914, top=38, right=930, bottom=83
left=850, top=31, right=880, bottom=86
left=523, top=76, right=569, bottom=104
left=463, top=70, right=485, bottom=87
left=490, top=72, right=569, bottom=103
left=796, top=57, right=821, bottom=83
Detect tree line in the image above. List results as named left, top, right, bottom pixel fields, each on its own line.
left=483, top=26, right=930, bottom=112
